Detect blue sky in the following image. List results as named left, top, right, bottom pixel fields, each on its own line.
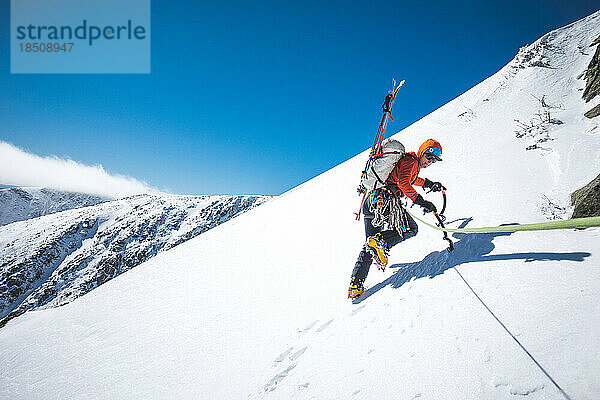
left=1, top=1, right=598, bottom=195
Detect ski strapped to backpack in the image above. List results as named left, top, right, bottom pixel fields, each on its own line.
left=355, top=79, right=406, bottom=220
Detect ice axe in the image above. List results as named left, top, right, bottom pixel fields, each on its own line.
left=427, top=186, right=454, bottom=252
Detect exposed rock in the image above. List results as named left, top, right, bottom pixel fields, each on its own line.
left=584, top=103, right=600, bottom=118
left=583, top=40, right=600, bottom=102
left=571, top=173, right=600, bottom=218
left=511, top=39, right=553, bottom=70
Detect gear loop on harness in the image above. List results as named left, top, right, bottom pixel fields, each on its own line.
left=368, top=187, right=413, bottom=238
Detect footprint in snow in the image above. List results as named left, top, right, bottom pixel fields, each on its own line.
left=289, top=347, right=307, bottom=361
left=350, top=305, right=366, bottom=316
left=509, top=385, right=544, bottom=396
left=265, top=317, right=333, bottom=391
left=493, top=379, right=544, bottom=396
left=264, top=364, right=296, bottom=392
left=493, top=379, right=509, bottom=388
left=274, top=347, right=294, bottom=365
left=316, top=319, right=333, bottom=332
left=298, top=320, right=319, bottom=334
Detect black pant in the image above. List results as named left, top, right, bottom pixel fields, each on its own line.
left=350, top=200, right=418, bottom=285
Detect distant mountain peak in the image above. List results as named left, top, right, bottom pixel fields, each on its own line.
left=0, top=186, right=110, bottom=226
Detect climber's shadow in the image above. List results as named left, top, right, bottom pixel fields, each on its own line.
left=354, top=218, right=591, bottom=303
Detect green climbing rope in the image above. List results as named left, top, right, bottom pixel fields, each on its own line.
left=405, top=208, right=600, bottom=234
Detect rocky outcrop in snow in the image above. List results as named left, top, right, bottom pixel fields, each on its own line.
left=0, top=193, right=269, bottom=327
left=583, top=35, right=600, bottom=103
left=571, top=173, right=600, bottom=218
left=585, top=103, right=600, bottom=118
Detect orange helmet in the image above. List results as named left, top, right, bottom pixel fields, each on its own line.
left=417, top=139, right=442, bottom=161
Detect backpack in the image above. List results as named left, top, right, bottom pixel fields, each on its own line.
left=359, top=138, right=405, bottom=193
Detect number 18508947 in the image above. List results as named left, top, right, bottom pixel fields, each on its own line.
left=19, top=42, right=74, bottom=52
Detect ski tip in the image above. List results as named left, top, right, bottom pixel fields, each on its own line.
left=392, top=79, right=405, bottom=94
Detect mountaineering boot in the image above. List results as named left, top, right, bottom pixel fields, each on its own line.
left=348, top=276, right=365, bottom=299
left=365, top=233, right=389, bottom=270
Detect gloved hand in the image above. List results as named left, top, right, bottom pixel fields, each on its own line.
left=414, top=194, right=437, bottom=214
left=423, top=178, right=444, bottom=192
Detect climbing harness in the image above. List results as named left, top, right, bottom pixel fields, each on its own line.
left=368, top=188, right=412, bottom=238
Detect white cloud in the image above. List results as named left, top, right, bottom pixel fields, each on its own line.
left=0, top=141, right=160, bottom=199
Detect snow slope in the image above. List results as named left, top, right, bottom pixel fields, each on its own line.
left=1, top=11, right=599, bottom=400
left=0, top=193, right=269, bottom=326
left=0, top=186, right=108, bottom=226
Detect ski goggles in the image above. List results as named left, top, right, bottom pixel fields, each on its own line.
left=424, top=146, right=442, bottom=161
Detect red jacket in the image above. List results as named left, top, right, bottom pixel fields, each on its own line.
left=386, top=152, right=425, bottom=202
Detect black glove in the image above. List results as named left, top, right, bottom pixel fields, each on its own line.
left=423, top=178, right=444, bottom=192
left=414, top=194, right=437, bottom=214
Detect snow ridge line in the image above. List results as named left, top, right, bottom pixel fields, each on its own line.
left=452, top=266, right=573, bottom=400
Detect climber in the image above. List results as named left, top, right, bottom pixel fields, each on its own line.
left=348, top=139, right=445, bottom=299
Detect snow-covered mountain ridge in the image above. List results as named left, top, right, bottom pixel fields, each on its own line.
left=0, top=193, right=269, bottom=327
left=0, top=11, right=599, bottom=400
left=0, top=186, right=109, bottom=226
